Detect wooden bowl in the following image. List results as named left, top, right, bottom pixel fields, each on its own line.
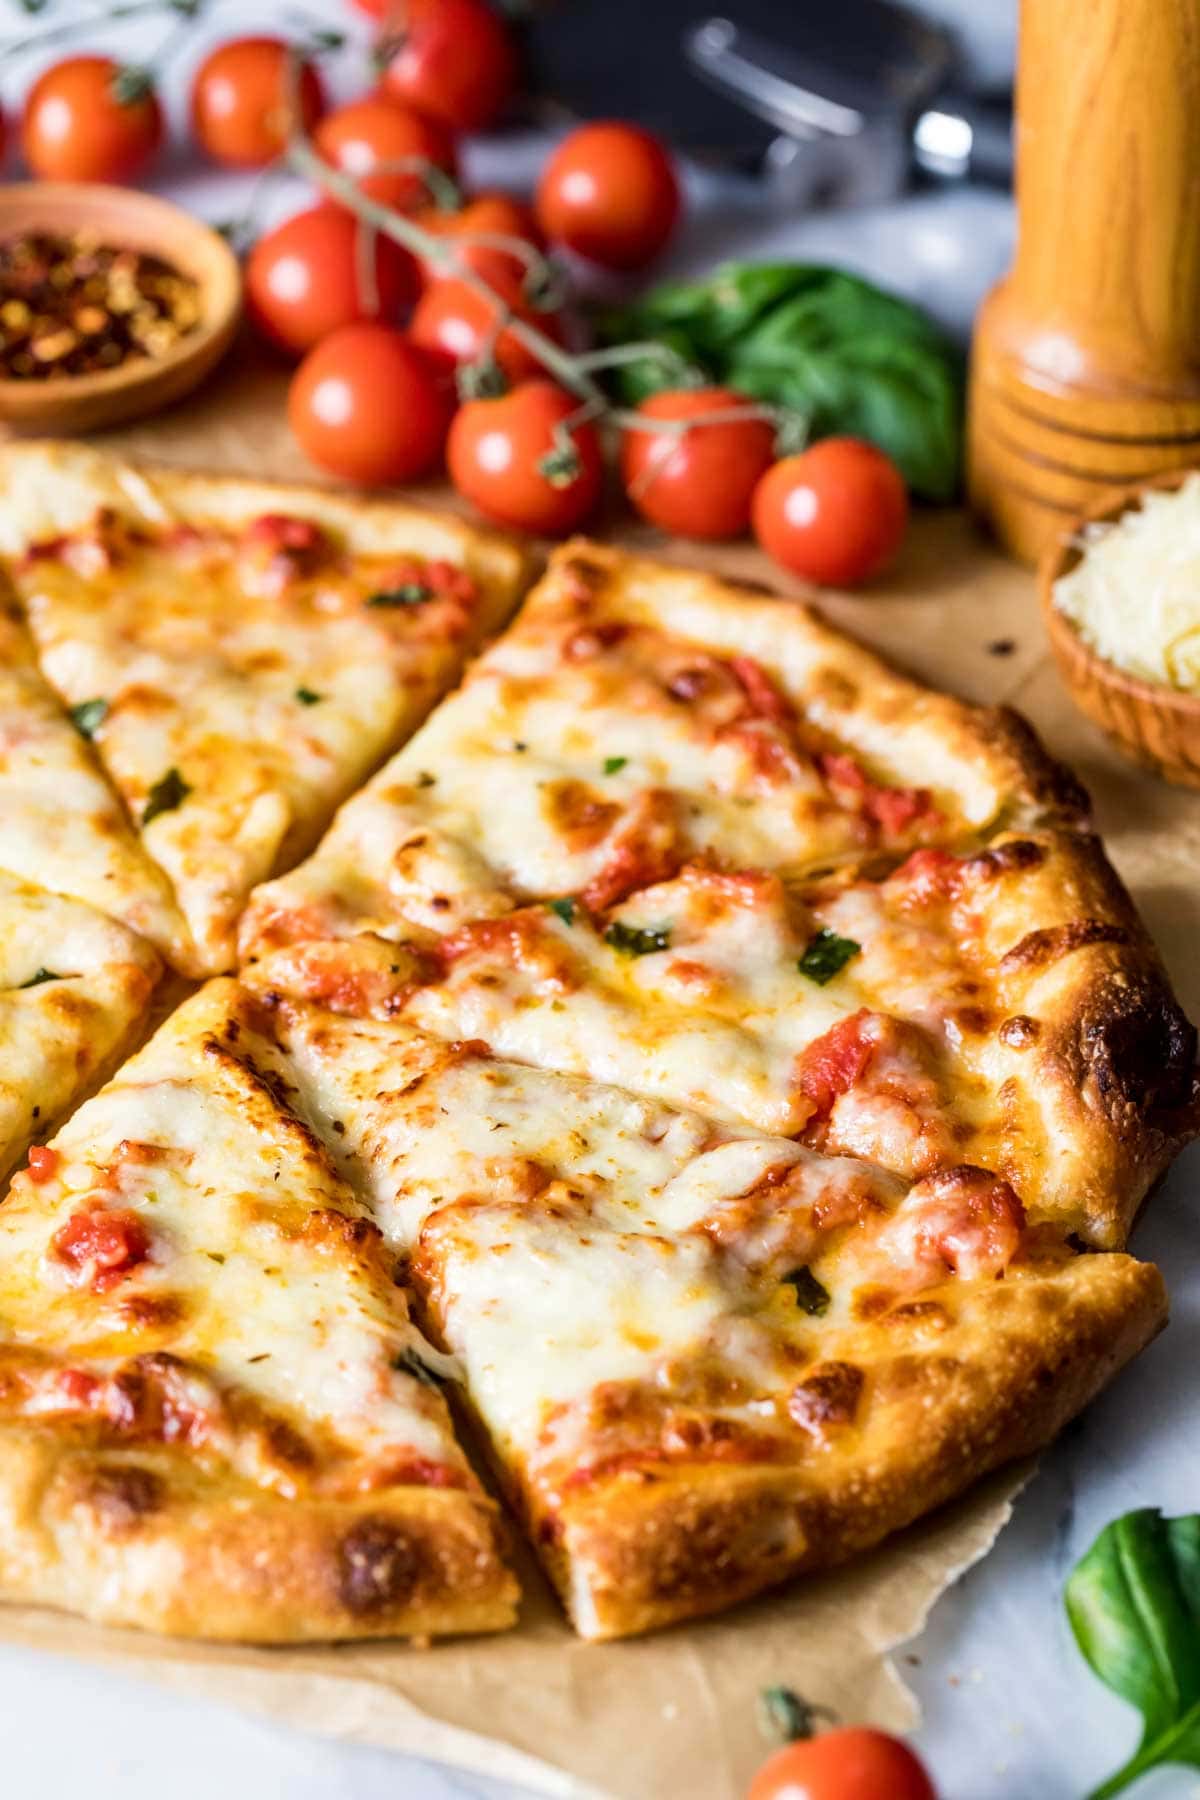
left=0, top=183, right=241, bottom=435
left=1040, top=469, right=1200, bottom=788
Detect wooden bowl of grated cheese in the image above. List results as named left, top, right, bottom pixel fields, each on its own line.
left=1041, top=468, right=1200, bottom=788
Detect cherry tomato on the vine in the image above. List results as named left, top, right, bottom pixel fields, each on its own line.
left=410, top=272, right=564, bottom=389
left=288, top=323, right=452, bottom=486
left=752, top=438, right=909, bottom=588
left=620, top=386, right=775, bottom=540
left=536, top=121, right=680, bottom=270
left=414, top=193, right=544, bottom=293
left=378, top=0, right=518, bottom=134
left=447, top=379, right=603, bottom=535
left=247, top=204, right=419, bottom=357
left=190, top=36, right=326, bottom=169
left=748, top=1729, right=937, bottom=1800
left=315, top=96, right=456, bottom=212
left=22, top=55, right=163, bottom=183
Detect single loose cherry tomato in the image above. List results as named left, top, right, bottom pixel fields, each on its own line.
left=410, top=272, right=563, bottom=388
left=22, top=55, right=163, bottom=183
left=189, top=36, right=326, bottom=169
left=315, top=96, right=456, bottom=212
left=247, top=204, right=418, bottom=356
left=620, top=386, right=775, bottom=540
left=535, top=121, right=679, bottom=270
left=379, top=0, right=518, bottom=133
left=288, top=324, right=452, bottom=486
left=414, top=192, right=543, bottom=292
left=752, top=439, right=909, bottom=588
left=447, top=379, right=602, bottom=534
left=748, top=1729, right=937, bottom=1800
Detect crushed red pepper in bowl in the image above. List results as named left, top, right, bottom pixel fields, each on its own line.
left=0, top=230, right=201, bottom=380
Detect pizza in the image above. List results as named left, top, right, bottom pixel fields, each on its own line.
left=0, top=442, right=529, bottom=974
left=0, top=461, right=1194, bottom=1648
left=258, top=994, right=1165, bottom=1639
left=0, top=870, right=160, bottom=1186
left=0, top=979, right=515, bottom=1641
left=241, top=542, right=1197, bottom=1250
left=0, top=602, right=189, bottom=968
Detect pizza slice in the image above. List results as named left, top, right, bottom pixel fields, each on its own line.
left=240, top=545, right=1196, bottom=1247
left=0, top=441, right=529, bottom=975
left=258, top=995, right=1166, bottom=1640
left=0, top=603, right=192, bottom=969
left=0, top=869, right=160, bottom=1185
left=0, top=979, right=516, bottom=1641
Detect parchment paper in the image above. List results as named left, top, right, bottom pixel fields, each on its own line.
left=1, top=340, right=1193, bottom=1799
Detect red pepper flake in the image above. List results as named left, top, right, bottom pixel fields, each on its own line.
left=0, top=230, right=200, bottom=381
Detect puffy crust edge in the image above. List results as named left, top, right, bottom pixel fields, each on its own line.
left=0, top=1427, right=517, bottom=1642
left=969, top=829, right=1198, bottom=1246
left=531, top=1253, right=1165, bottom=1639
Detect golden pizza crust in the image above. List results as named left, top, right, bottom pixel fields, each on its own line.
left=0, top=1425, right=516, bottom=1642
left=958, top=828, right=1197, bottom=1245
left=528, top=1251, right=1165, bottom=1639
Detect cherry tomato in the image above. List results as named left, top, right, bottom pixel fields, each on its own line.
left=410, top=272, right=563, bottom=388
left=379, top=0, right=518, bottom=133
left=189, top=36, right=326, bottom=169
left=22, top=55, right=163, bottom=183
left=247, top=204, right=419, bottom=356
left=315, top=96, right=456, bottom=212
left=536, top=121, right=679, bottom=269
left=414, top=192, right=543, bottom=292
left=752, top=439, right=909, bottom=588
left=748, top=1730, right=936, bottom=1800
left=620, top=386, right=775, bottom=540
left=447, top=379, right=602, bottom=534
left=288, top=324, right=452, bottom=486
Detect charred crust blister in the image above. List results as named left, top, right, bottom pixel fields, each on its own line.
left=337, top=1516, right=421, bottom=1617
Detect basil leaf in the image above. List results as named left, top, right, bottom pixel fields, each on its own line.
left=70, top=697, right=108, bottom=739
left=19, top=967, right=61, bottom=990
left=603, top=755, right=628, bottom=775
left=781, top=1267, right=830, bottom=1316
left=546, top=897, right=576, bottom=926
left=142, top=767, right=191, bottom=827
left=367, top=583, right=433, bottom=608
left=797, top=929, right=860, bottom=986
left=1066, top=1509, right=1200, bottom=1797
left=595, top=262, right=964, bottom=501
left=294, top=686, right=322, bottom=706
left=605, top=921, right=671, bottom=957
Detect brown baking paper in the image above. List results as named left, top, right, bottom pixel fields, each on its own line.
left=1, top=343, right=1193, bottom=1799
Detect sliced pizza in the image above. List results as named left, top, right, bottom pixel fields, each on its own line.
left=0, top=979, right=516, bottom=1641
left=0, top=441, right=529, bottom=975
left=241, top=544, right=1196, bottom=1247
left=257, top=995, right=1166, bottom=1640
left=0, top=602, right=191, bottom=969
left=0, top=869, right=160, bottom=1185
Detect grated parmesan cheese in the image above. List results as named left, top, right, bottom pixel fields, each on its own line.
left=1053, top=476, right=1200, bottom=690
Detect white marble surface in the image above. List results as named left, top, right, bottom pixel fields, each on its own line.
left=1, top=3, right=1198, bottom=1796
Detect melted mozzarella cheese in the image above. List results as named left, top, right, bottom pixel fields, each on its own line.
left=0, top=871, right=159, bottom=1183
left=0, top=981, right=467, bottom=1479
left=0, top=611, right=190, bottom=968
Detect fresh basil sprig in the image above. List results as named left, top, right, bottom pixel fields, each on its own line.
left=1066, top=1508, right=1200, bottom=1797
left=595, top=262, right=964, bottom=502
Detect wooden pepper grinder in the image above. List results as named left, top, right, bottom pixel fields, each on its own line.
left=969, top=0, right=1200, bottom=564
